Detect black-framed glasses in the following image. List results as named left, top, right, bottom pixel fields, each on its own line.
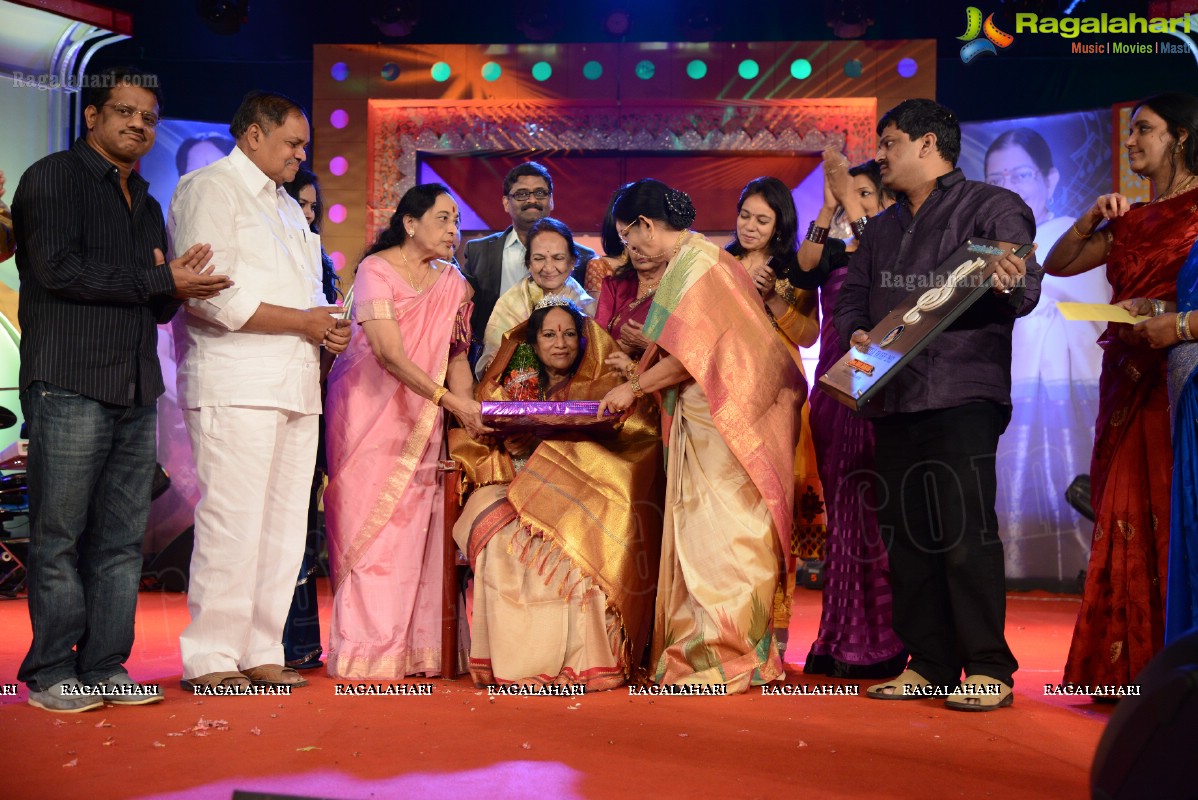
left=104, top=103, right=160, bottom=127
left=508, top=188, right=550, bottom=201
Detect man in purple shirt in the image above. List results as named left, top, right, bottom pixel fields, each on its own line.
left=834, top=99, right=1039, bottom=711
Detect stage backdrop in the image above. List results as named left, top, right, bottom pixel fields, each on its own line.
left=138, top=118, right=235, bottom=554
left=961, top=109, right=1114, bottom=587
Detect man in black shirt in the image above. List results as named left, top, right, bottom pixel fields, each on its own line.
left=12, top=66, right=230, bottom=713
left=835, top=99, right=1039, bottom=711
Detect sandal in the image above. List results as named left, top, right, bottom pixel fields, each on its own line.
left=180, top=671, right=250, bottom=690
left=866, top=668, right=933, bottom=700
left=242, top=663, right=309, bottom=688
left=944, top=675, right=1013, bottom=711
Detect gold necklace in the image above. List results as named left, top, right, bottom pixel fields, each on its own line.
left=669, top=231, right=688, bottom=261
left=1155, top=173, right=1197, bottom=204
left=399, top=248, right=428, bottom=293
left=636, top=275, right=661, bottom=300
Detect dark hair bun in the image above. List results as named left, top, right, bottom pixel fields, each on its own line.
left=664, top=188, right=697, bottom=229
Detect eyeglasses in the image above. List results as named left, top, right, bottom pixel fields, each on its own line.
left=508, top=188, right=550, bottom=201
left=617, top=217, right=641, bottom=247
left=104, top=103, right=160, bottom=128
left=985, top=167, right=1041, bottom=188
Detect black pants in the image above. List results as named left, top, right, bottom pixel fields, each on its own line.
left=871, top=402, right=1018, bottom=688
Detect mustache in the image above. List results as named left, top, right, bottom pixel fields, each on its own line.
left=521, top=203, right=543, bottom=212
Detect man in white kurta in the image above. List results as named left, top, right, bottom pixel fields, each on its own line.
left=167, top=91, right=348, bottom=688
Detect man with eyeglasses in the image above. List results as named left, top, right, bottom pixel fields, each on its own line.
left=11, top=66, right=232, bottom=713
left=461, top=161, right=594, bottom=360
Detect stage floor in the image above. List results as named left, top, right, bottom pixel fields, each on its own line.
left=0, top=583, right=1109, bottom=800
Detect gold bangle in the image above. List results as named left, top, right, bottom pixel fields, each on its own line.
left=624, top=359, right=639, bottom=377
left=1071, top=221, right=1094, bottom=239
left=432, top=386, right=448, bottom=406
left=630, top=374, right=645, bottom=398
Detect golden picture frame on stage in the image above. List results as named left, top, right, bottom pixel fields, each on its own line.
left=817, top=238, right=1034, bottom=411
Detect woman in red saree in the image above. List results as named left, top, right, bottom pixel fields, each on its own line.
left=598, top=179, right=803, bottom=692
left=1045, top=93, right=1198, bottom=689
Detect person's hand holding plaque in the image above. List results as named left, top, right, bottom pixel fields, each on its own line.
left=850, top=329, right=872, bottom=352
left=991, top=243, right=1036, bottom=295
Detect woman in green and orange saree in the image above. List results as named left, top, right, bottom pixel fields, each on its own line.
left=598, top=179, right=804, bottom=693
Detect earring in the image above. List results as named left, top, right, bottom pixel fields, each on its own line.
left=407, top=230, right=414, bottom=236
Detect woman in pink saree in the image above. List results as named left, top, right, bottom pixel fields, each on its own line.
left=324, top=184, right=490, bottom=679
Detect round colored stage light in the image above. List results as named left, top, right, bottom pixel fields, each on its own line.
left=790, top=58, right=812, bottom=80
left=738, top=59, right=760, bottom=80
left=583, top=60, right=603, bottom=80
left=844, top=59, right=863, bottom=78
left=329, top=156, right=348, bottom=177
left=330, top=109, right=349, bottom=129
left=330, top=252, right=346, bottom=272
left=897, top=57, right=918, bottom=78
left=482, top=62, right=502, bottom=82
left=532, top=61, right=552, bottom=81
left=331, top=62, right=349, bottom=81
left=328, top=204, right=348, bottom=224
left=686, top=59, right=707, bottom=80
left=380, top=62, right=400, bottom=81
left=431, top=62, right=451, bottom=82
left=635, top=60, right=655, bottom=80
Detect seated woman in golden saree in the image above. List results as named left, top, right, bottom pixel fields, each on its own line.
left=451, top=298, right=664, bottom=689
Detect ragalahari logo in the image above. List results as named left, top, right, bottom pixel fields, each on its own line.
left=958, top=7, right=1015, bottom=62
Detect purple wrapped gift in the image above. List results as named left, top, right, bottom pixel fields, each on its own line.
left=480, top=401, right=619, bottom=435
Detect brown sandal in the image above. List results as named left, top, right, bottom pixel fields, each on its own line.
left=865, top=669, right=932, bottom=700
left=180, top=671, right=250, bottom=690
left=242, top=664, right=309, bottom=687
left=944, top=675, right=1013, bottom=711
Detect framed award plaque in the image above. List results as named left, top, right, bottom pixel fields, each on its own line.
left=817, top=238, right=1034, bottom=411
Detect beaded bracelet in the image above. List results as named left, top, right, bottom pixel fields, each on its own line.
left=850, top=216, right=868, bottom=239
left=805, top=221, right=829, bottom=245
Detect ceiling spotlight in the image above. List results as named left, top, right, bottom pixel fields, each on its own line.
left=824, top=0, right=874, bottom=39
left=685, top=1, right=721, bottom=39
left=517, top=0, right=562, bottom=42
left=370, top=1, right=422, bottom=38
left=604, top=10, right=631, bottom=37
left=196, top=0, right=249, bottom=35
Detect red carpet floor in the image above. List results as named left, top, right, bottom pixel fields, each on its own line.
left=0, top=584, right=1110, bottom=800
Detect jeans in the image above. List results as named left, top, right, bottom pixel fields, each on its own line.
left=17, top=382, right=157, bottom=690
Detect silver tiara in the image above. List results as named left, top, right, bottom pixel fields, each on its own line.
left=533, top=294, right=577, bottom=311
